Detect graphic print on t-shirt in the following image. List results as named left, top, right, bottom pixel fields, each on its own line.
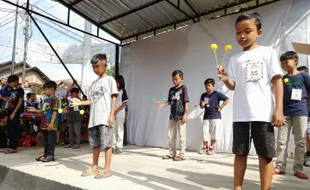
left=91, top=81, right=108, bottom=104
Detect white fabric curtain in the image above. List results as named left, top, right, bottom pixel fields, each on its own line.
left=120, top=0, right=310, bottom=154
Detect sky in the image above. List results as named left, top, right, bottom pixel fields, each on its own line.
left=0, top=0, right=119, bottom=83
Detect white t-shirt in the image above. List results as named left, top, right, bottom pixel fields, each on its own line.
left=228, top=46, right=283, bottom=122
left=88, top=76, right=118, bottom=128
left=115, top=89, right=128, bottom=119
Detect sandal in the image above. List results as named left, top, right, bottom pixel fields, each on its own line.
left=162, top=155, right=174, bottom=159
left=173, top=155, right=186, bottom=161
left=35, top=156, right=45, bottom=161
left=81, top=168, right=97, bottom=177
left=273, top=168, right=285, bottom=175
left=4, top=149, right=18, bottom=154
left=94, top=170, right=112, bottom=179
left=41, top=156, right=55, bottom=162
left=294, top=171, right=309, bottom=179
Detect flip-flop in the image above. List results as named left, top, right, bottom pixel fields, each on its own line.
left=4, top=149, right=18, bottom=154
left=173, top=155, right=186, bottom=161
left=273, top=169, right=286, bottom=175
left=294, top=171, right=309, bottom=179
left=94, top=171, right=112, bottom=179
left=81, top=168, right=97, bottom=177
left=162, top=155, right=174, bottom=159
left=35, top=156, right=45, bottom=161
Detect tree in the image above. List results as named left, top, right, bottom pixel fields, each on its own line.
left=107, top=65, right=115, bottom=77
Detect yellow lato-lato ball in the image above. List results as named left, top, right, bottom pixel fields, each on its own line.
left=284, top=78, right=289, bottom=83
left=210, top=44, right=218, bottom=51
left=79, top=110, right=85, bottom=115
left=58, top=108, right=63, bottom=114
left=225, top=44, right=232, bottom=51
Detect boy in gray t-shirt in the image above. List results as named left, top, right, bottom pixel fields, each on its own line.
left=71, top=54, right=118, bottom=179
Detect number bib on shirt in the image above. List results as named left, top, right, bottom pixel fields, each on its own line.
left=73, top=106, right=79, bottom=111
left=246, top=61, right=263, bottom=82
left=291, top=88, right=302, bottom=101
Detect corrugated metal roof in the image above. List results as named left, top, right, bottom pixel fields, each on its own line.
left=56, top=0, right=281, bottom=44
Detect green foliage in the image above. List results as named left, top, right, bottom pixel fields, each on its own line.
left=107, top=65, right=115, bottom=77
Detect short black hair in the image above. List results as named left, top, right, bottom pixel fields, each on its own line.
left=115, top=75, right=125, bottom=90
left=0, top=110, right=7, bottom=119
left=236, top=12, right=262, bottom=30
left=280, top=51, right=299, bottom=64
left=70, top=87, right=79, bottom=93
left=204, top=78, right=215, bottom=86
left=7, top=75, right=19, bottom=83
left=26, top=92, right=32, bottom=97
left=43, top=81, right=57, bottom=90
left=91, top=54, right=107, bottom=64
left=82, top=95, right=87, bottom=99
left=297, top=66, right=309, bottom=73
left=172, top=70, right=183, bottom=78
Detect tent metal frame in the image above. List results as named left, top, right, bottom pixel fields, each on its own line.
left=1, top=0, right=280, bottom=94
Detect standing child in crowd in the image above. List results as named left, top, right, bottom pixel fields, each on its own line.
left=274, top=52, right=309, bottom=179
left=64, top=87, right=82, bottom=149
left=71, top=54, right=118, bottom=179
left=157, top=70, right=189, bottom=161
left=199, top=78, right=229, bottom=155
left=0, top=112, right=9, bottom=149
left=296, top=66, right=310, bottom=167
left=217, top=12, right=284, bottom=190
left=28, top=81, right=59, bottom=162
left=113, top=75, right=128, bottom=154
left=3, top=75, right=25, bottom=154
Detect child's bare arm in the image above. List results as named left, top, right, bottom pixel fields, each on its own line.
left=115, top=102, right=127, bottom=114
left=271, top=75, right=284, bottom=127
left=220, top=99, right=230, bottom=110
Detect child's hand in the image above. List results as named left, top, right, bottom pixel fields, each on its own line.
left=217, top=65, right=229, bottom=82
left=156, top=101, right=165, bottom=108
left=218, top=107, right=223, bottom=112
left=27, top=106, right=36, bottom=112
left=70, top=98, right=81, bottom=106
left=181, top=114, right=187, bottom=124
left=108, top=115, right=115, bottom=127
left=47, top=123, right=53, bottom=131
left=9, top=113, right=15, bottom=120
left=271, top=109, right=284, bottom=127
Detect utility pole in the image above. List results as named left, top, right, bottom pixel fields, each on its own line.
left=11, top=0, right=19, bottom=75
left=81, top=20, right=91, bottom=93
left=22, top=12, right=30, bottom=84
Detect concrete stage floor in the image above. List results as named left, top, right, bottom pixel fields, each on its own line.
left=0, top=145, right=309, bottom=190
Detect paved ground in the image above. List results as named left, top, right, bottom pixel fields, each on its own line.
left=0, top=145, right=309, bottom=190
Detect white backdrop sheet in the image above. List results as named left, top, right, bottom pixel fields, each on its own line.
left=120, top=0, right=310, bottom=154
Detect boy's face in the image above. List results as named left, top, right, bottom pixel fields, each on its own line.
left=235, top=19, right=262, bottom=49
left=205, top=83, right=214, bottom=93
left=1, top=116, right=8, bottom=125
left=31, top=94, right=36, bottom=101
left=9, top=81, right=17, bottom=88
left=44, top=87, right=55, bottom=97
left=172, top=74, right=183, bottom=87
left=92, top=60, right=107, bottom=76
left=71, top=92, right=78, bottom=98
left=281, top=58, right=297, bottom=71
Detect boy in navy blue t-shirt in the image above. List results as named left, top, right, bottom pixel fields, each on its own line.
left=199, top=78, right=229, bottom=155
left=274, top=51, right=309, bottom=179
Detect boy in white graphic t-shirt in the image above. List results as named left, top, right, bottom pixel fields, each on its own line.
left=218, top=12, right=284, bottom=190
left=71, top=54, right=118, bottom=179
left=112, top=75, right=128, bottom=154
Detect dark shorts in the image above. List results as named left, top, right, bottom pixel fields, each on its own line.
left=88, top=125, right=113, bottom=149
left=233, top=121, right=276, bottom=159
